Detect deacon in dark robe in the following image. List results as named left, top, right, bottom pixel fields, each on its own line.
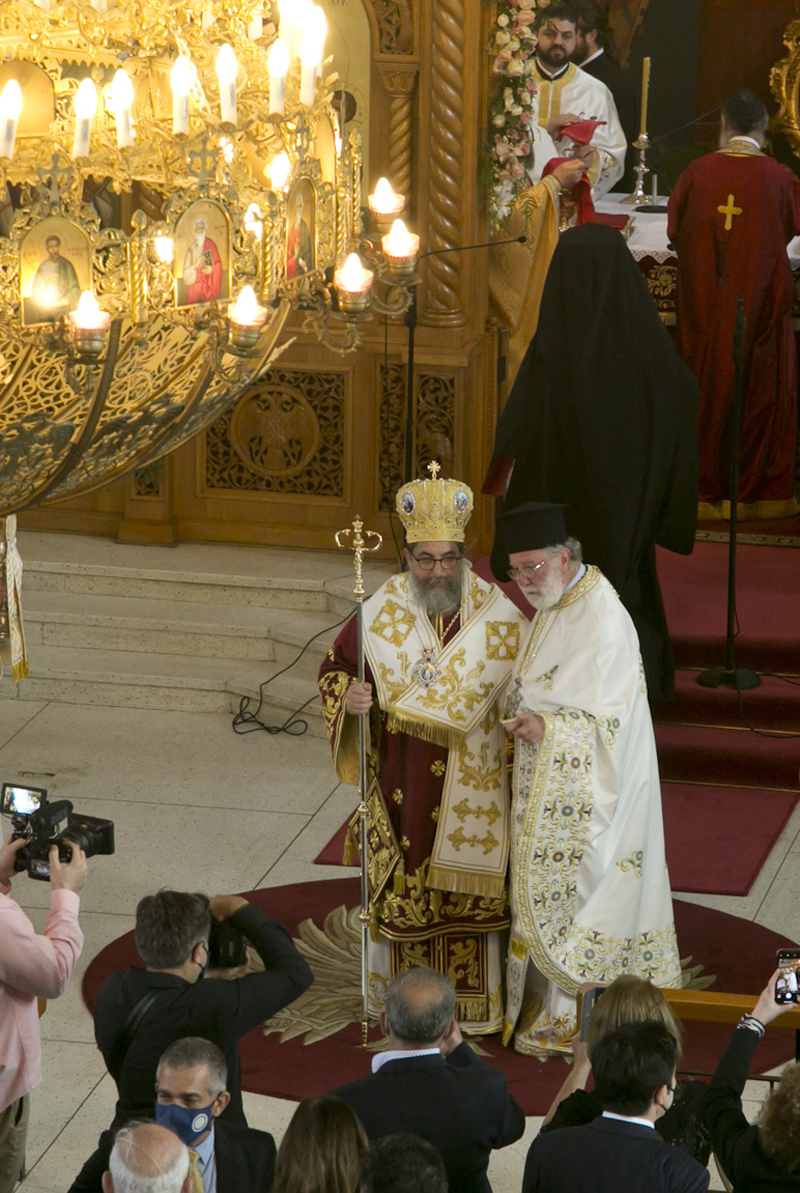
left=668, top=88, right=800, bottom=522
left=571, top=0, right=638, bottom=192
left=483, top=222, right=698, bottom=701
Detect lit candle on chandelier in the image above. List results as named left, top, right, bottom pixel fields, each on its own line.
left=215, top=44, right=237, bottom=126
left=72, top=78, right=97, bottom=159
left=381, top=218, right=419, bottom=277
left=228, top=284, right=268, bottom=350
left=0, top=80, right=22, bottom=161
left=111, top=68, right=133, bottom=148
left=268, top=38, right=289, bottom=116
left=269, top=151, right=290, bottom=190
left=368, top=177, right=404, bottom=219
left=68, top=290, right=111, bottom=357
left=171, top=56, right=193, bottom=136
left=247, top=7, right=262, bottom=40
left=334, top=252, right=373, bottom=314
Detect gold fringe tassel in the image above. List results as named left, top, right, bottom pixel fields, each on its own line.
left=12, top=659, right=28, bottom=683
left=456, top=996, right=489, bottom=1023
left=386, top=710, right=465, bottom=753
left=427, top=862, right=507, bottom=901
left=393, top=857, right=406, bottom=895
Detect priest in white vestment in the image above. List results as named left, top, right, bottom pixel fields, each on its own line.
left=496, top=502, right=681, bottom=1057
left=527, top=8, right=626, bottom=197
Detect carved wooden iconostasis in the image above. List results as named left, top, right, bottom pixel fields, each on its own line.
left=20, top=0, right=503, bottom=560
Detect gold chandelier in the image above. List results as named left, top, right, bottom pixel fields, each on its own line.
left=0, top=0, right=419, bottom=517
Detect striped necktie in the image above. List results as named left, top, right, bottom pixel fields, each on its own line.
left=187, top=1149, right=204, bottom=1193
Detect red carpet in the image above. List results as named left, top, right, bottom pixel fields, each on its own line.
left=82, top=879, right=800, bottom=1116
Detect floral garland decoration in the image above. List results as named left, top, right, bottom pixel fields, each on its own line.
left=486, top=0, right=561, bottom=229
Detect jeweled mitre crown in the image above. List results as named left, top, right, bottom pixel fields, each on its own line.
left=395, top=461, right=474, bottom=543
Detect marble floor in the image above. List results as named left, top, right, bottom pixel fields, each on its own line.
left=2, top=696, right=798, bottom=1192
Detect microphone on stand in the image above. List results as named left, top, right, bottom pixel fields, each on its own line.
left=668, top=241, right=760, bottom=692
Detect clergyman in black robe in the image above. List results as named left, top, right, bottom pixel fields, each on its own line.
left=484, top=222, right=698, bottom=701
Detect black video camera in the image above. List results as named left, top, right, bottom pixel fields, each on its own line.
left=1, top=782, right=115, bottom=880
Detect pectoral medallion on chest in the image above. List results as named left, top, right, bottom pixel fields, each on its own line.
left=412, top=648, right=443, bottom=690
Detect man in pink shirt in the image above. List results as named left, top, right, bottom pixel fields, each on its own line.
left=0, top=834, right=87, bottom=1193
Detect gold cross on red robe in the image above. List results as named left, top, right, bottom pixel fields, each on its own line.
left=717, top=193, right=743, bottom=231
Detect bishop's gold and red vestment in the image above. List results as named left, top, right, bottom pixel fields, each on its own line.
left=318, top=568, right=529, bottom=1030
left=503, top=566, right=681, bottom=1056
left=668, top=139, right=800, bottom=519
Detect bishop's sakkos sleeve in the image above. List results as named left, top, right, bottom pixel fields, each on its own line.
left=318, top=614, right=376, bottom=787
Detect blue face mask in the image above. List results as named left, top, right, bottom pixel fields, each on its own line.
left=154, top=1101, right=214, bottom=1148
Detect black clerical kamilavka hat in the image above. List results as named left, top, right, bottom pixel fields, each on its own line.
left=498, top=502, right=568, bottom=555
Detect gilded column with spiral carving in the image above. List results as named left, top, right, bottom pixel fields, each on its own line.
left=379, top=68, right=418, bottom=206
left=422, top=0, right=466, bottom=327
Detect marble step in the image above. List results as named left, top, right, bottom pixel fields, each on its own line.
left=20, top=592, right=349, bottom=664
left=17, top=531, right=392, bottom=612
left=0, top=644, right=258, bottom=713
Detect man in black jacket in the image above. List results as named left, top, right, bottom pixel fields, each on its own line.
left=571, top=0, right=638, bottom=191
left=705, top=969, right=800, bottom=1190
left=523, top=1022, right=709, bottom=1192
left=71, top=889, right=311, bottom=1190
left=331, top=967, right=524, bottom=1193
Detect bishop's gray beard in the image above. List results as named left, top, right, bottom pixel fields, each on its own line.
left=408, top=564, right=464, bottom=616
left=519, top=568, right=565, bottom=611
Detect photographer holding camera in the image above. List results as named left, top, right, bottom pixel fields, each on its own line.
left=70, top=888, right=312, bottom=1192
left=0, top=832, right=87, bottom=1193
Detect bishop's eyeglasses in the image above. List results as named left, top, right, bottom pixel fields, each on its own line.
left=409, top=552, right=463, bottom=572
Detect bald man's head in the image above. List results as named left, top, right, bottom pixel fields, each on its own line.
left=103, top=1123, right=190, bottom=1193
left=385, top=966, right=456, bottom=1044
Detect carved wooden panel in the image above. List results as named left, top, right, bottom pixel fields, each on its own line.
left=373, top=0, right=414, bottom=54
left=416, top=372, right=456, bottom=476
left=205, top=368, right=345, bottom=495
left=379, top=361, right=405, bottom=510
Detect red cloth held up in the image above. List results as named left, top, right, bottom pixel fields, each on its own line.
left=542, top=158, right=595, bottom=225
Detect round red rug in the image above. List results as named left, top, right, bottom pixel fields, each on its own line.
left=83, top=879, right=798, bottom=1116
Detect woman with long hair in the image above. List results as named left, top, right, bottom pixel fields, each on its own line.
left=273, top=1095, right=368, bottom=1193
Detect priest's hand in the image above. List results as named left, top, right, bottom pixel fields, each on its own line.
left=552, top=159, right=585, bottom=190
left=547, top=111, right=581, bottom=138
left=505, top=712, right=545, bottom=744
left=345, top=681, right=373, bottom=716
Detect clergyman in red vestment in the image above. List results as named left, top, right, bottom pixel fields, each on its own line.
left=667, top=88, right=800, bottom=520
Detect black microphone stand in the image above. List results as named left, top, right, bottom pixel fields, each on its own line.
left=696, top=292, right=760, bottom=690
left=401, top=236, right=525, bottom=483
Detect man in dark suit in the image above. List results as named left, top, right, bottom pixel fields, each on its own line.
left=154, top=1037, right=275, bottom=1193
left=331, top=967, right=524, bottom=1193
left=97, top=1038, right=276, bottom=1193
left=523, top=1021, right=710, bottom=1192
left=571, top=0, right=638, bottom=191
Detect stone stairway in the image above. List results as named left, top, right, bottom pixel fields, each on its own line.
left=2, top=532, right=395, bottom=735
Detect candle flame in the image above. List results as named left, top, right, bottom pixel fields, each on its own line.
left=74, top=290, right=103, bottom=329
left=215, top=44, right=237, bottom=85
left=111, top=68, right=133, bottom=113
left=269, top=151, right=291, bottom=189
left=153, top=234, right=174, bottom=264
left=384, top=219, right=415, bottom=256
left=74, top=78, right=98, bottom=120
left=268, top=38, right=289, bottom=78
left=339, top=253, right=368, bottom=291
left=231, top=285, right=261, bottom=324
left=171, top=56, right=194, bottom=97
left=0, top=80, right=22, bottom=121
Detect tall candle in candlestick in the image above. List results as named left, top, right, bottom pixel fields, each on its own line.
left=171, top=56, right=193, bottom=135
left=639, top=56, right=650, bottom=138
left=268, top=38, right=288, bottom=115
left=72, top=78, right=97, bottom=159
left=0, top=80, right=22, bottom=160
left=216, top=45, right=237, bottom=126
left=111, top=68, right=133, bottom=148
left=299, top=36, right=319, bottom=108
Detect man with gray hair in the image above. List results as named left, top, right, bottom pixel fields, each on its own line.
left=497, top=502, right=680, bottom=1059
left=331, top=966, right=524, bottom=1193
left=103, top=1123, right=189, bottom=1193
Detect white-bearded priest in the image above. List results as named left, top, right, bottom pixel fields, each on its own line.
left=497, top=502, right=681, bottom=1057
left=318, top=465, right=529, bottom=1030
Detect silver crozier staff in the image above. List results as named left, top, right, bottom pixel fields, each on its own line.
left=335, top=515, right=382, bottom=1043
